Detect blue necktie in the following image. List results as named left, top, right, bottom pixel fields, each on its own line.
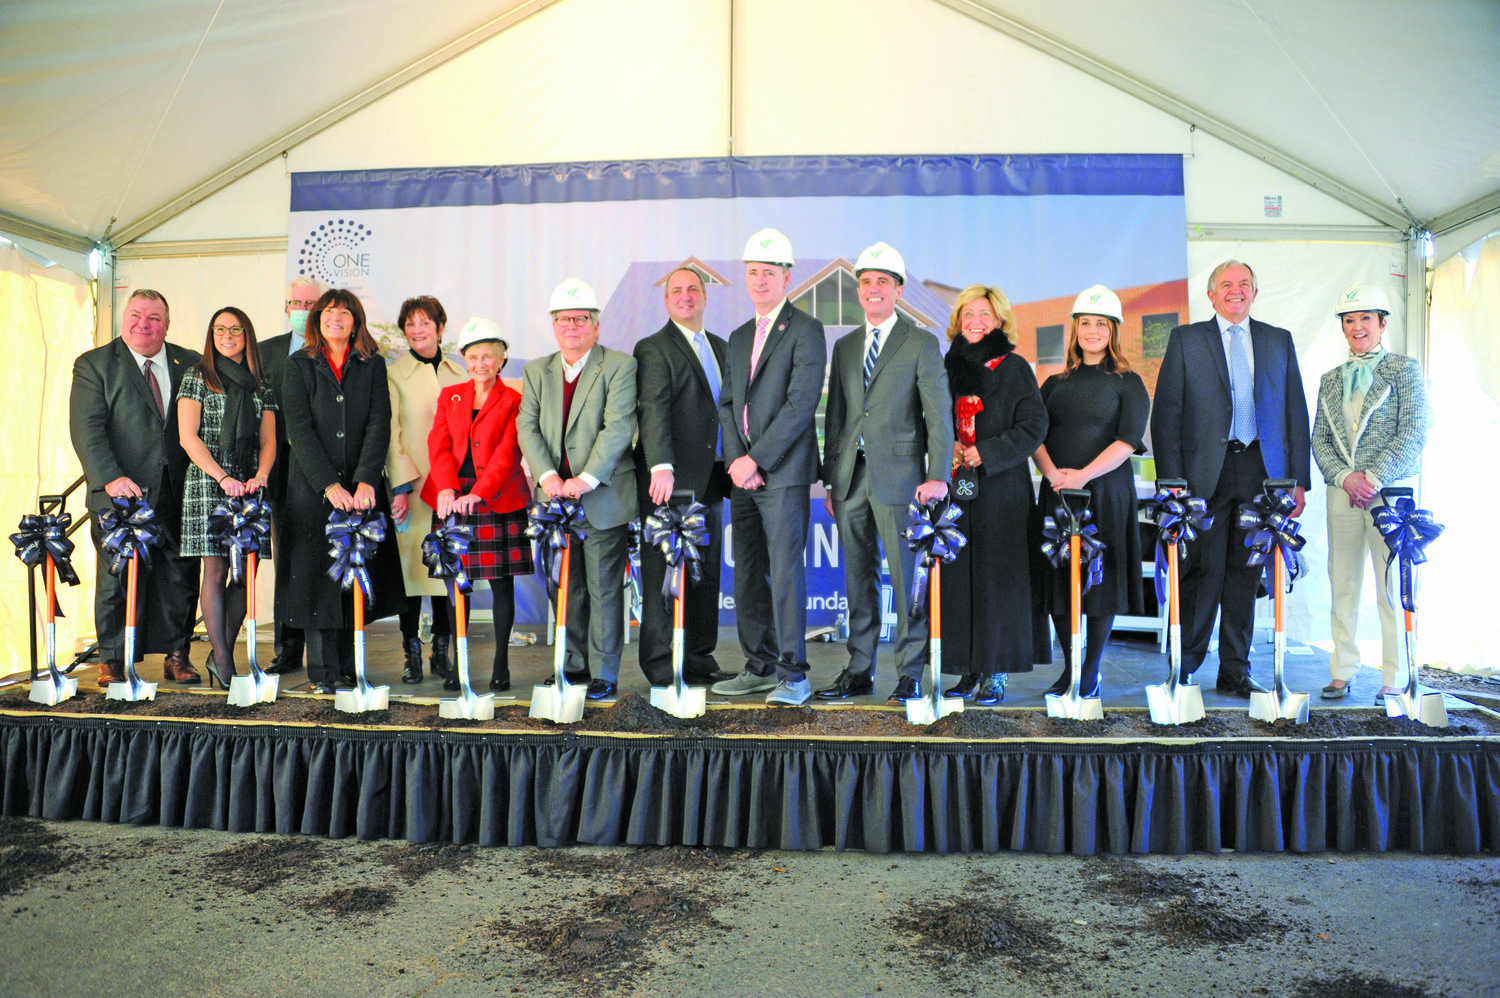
left=695, top=332, right=722, bottom=458
left=1229, top=324, right=1257, bottom=443
left=863, top=326, right=882, bottom=388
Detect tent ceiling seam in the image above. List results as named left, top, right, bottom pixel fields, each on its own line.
left=929, top=0, right=1410, bottom=231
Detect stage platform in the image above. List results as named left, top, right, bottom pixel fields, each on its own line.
left=2, top=625, right=1496, bottom=855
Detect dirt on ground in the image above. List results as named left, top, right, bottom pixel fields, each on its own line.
left=3, top=688, right=1496, bottom=740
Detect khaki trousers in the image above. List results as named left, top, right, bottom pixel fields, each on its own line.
left=1325, top=485, right=1404, bottom=687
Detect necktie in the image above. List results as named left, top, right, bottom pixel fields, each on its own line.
left=1228, top=324, right=1256, bottom=443
left=695, top=332, right=722, bottom=458
left=744, top=315, right=771, bottom=437
left=863, top=325, right=882, bottom=388
left=143, top=359, right=165, bottom=420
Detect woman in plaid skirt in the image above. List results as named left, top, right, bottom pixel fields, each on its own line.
left=424, top=317, right=535, bottom=691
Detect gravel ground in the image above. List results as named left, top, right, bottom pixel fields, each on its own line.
left=0, top=817, right=1495, bottom=998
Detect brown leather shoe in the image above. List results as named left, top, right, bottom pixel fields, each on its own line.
left=162, top=649, right=201, bottom=685
left=97, top=660, right=125, bottom=685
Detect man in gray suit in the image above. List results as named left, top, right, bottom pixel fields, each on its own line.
left=517, top=278, right=638, bottom=700
left=712, top=228, right=827, bottom=706
left=69, top=289, right=202, bottom=686
left=818, top=243, right=953, bottom=702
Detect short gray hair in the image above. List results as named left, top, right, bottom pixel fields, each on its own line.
left=1207, top=260, right=1257, bottom=293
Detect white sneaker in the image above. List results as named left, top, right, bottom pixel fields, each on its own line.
left=711, top=671, right=778, bottom=696
left=765, top=678, right=811, bottom=706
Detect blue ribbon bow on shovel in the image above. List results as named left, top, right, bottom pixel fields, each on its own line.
left=11, top=513, right=81, bottom=587
left=207, top=494, right=273, bottom=585
left=325, top=508, right=387, bottom=598
left=642, top=500, right=711, bottom=606
left=421, top=514, right=474, bottom=595
left=97, top=495, right=163, bottom=576
left=1140, top=487, right=1213, bottom=605
left=904, top=500, right=966, bottom=619
left=1040, top=502, right=1106, bottom=593
left=1236, top=489, right=1306, bottom=592
left=525, top=497, right=588, bottom=592
left=1371, top=496, right=1443, bottom=612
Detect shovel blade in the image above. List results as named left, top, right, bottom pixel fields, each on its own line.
left=439, top=692, right=496, bottom=720
left=528, top=682, right=586, bottom=723
left=334, top=684, right=390, bottom=714
left=1386, top=688, right=1449, bottom=728
left=105, top=677, right=157, bottom=702
left=1148, top=682, right=1205, bottom=725
left=905, top=695, right=963, bottom=726
left=29, top=674, right=78, bottom=706
left=227, top=672, right=279, bottom=707
left=1045, top=691, right=1104, bottom=721
left=1249, top=689, right=1311, bottom=724
left=649, top=685, right=707, bottom=719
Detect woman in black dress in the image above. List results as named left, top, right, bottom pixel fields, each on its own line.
left=276, top=289, right=406, bottom=694
left=1031, top=285, right=1149, bottom=698
left=941, top=286, right=1048, bottom=705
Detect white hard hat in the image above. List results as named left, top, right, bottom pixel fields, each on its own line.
left=457, top=316, right=508, bottom=352
left=854, top=242, right=906, bottom=284
left=548, top=277, right=600, bottom=313
left=1334, top=283, right=1390, bottom=317
left=1070, top=284, right=1124, bottom=323
left=741, top=228, right=795, bottom=267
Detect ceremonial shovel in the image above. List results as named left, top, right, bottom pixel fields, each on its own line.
left=1046, top=488, right=1103, bottom=721
left=227, top=551, right=278, bottom=706
left=439, top=583, right=495, bottom=720
left=105, top=551, right=157, bottom=702
left=335, top=576, right=389, bottom=713
left=1145, top=479, right=1205, bottom=725
left=1377, top=487, right=1448, bottom=728
left=1247, top=480, right=1310, bottom=724
left=29, top=551, right=77, bottom=705
left=529, top=536, right=585, bottom=723
left=650, top=559, right=707, bottom=718
left=906, top=558, right=961, bottom=725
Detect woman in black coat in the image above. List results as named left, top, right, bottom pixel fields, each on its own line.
left=276, top=289, right=405, bottom=693
left=940, top=285, right=1048, bottom=705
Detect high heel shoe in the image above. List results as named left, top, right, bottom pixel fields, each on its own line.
left=1043, top=669, right=1071, bottom=697
left=205, top=651, right=236, bottom=690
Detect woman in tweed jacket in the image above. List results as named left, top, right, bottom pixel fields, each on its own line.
left=1311, top=284, right=1428, bottom=703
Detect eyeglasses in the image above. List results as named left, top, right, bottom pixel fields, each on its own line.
left=212, top=325, right=245, bottom=336
left=553, top=314, right=594, bottom=328
left=286, top=299, right=318, bottom=309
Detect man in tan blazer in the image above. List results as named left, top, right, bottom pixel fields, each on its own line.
left=517, top=278, right=639, bottom=699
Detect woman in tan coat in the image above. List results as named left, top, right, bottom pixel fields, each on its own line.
left=386, top=295, right=468, bottom=683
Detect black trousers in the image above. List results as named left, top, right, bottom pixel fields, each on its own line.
left=1179, top=442, right=1268, bottom=682
left=638, top=498, right=723, bottom=685
left=729, top=484, right=809, bottom=682
left=91, top=500, right=197, bottom=663
left=305, top=627, right=355, bottom=686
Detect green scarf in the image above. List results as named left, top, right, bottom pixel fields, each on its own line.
left=1340, top=345, right=1386, bottom=402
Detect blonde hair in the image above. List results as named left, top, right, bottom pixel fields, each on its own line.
left=945, top=285, right=1016, bottom=343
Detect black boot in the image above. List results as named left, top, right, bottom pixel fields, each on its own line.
left=430, top=635, right=451, bottom=682
left=401, top=637, right=423, bottom=684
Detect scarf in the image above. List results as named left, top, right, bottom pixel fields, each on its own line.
left=943, top=328, right=1016, bottom=398
left=215, top=357, right=262, bottom=475
left=1340, top=345, right=1385, bottom=402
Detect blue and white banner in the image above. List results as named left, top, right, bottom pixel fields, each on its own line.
left=290, top=154, right=1187, bottom=626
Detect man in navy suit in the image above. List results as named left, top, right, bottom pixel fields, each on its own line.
left=1151, top=261, right=1311, bottom=696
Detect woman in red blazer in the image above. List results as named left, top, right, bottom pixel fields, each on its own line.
left=424, top=318, right=534, bottom=691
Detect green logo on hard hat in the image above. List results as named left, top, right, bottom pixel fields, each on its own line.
left=1344, top=289, right=1358, bottom=301
left=568, top=287, right=579, bottom=297
left=760, top=238, right=772, bottom=248
left=1089, top=293, right=1103, bottom=303
left=872, top=249, right=885, bottom=257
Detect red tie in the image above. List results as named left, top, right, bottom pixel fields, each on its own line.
left=143, top=359, right=165, bottom=419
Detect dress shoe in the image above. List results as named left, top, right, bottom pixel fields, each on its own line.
left=974, top=673, right=1008, bottom=705
left=815, top=670, right=875, bottom=700
left=163, top=649, right=201, bottom=685
left=585, top=679, right=617, bottom=700
left=944, top=674, right=979, bottom=700
left=313, top=682, right=336, bottom=695
left=1215, top=674, right=1269, bottom=698
left=205, top=650, right=235, bottom=690
left=1320, top=680, right=1354, bottom=700
left=97, top=659, right=125, bottom=685
left=489, top=674, right=511, bottom=693
left=887, top=676, right=921, bottom=702
left=340, top=669, right=356, bottom=686
left=711, top=671, right=777, bottom=696
left=265, top=655, right=303, bottom=676
left=684, top=668, right=734, bottom=685
left=543, top=671, right=591, bottom=686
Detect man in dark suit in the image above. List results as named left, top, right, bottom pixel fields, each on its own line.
left=1151, top=260, right=1312, bottom=696
left=259, top=276, right=322, bottom=676
left=517, top=278, right=639, bottom=701
left=712, top=228, right=827, bottom=706
left=633, top=266, right=732, bottom=687
left=69, top=289, right=202, bottom=686
left=818, top=243, right=953, bottom=702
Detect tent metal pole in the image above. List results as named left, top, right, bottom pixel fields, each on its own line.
left=1406, top=228, right=1430, bottom=380
left=95, top=246, right=115, bottom=348
left=1428, top=189, right=1500, bottom=238
left=0, top=211, right=93, bottom=255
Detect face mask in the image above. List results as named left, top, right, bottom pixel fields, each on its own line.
left=288, top=309, right=309, bottom=336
